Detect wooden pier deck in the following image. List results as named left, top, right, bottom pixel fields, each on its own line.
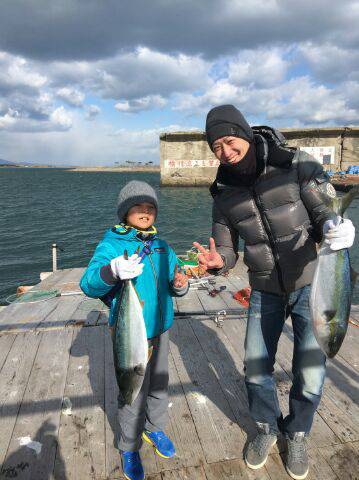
left=0, top=266, right=358, bottom=479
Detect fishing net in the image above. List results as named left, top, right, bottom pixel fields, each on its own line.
left=6, top=289, right=59, bottom=305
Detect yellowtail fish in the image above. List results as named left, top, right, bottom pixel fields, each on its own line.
left=112, top=252, right=148, bottom=405
left=310, top=187, right=358, bottom=358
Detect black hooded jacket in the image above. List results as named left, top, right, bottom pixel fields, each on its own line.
left=210, top=126, right=335, bottom=294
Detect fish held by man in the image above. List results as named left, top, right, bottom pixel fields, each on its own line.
left=112, top=250, right=148, bottom=405
left=310, top=187, right=358, bottom=358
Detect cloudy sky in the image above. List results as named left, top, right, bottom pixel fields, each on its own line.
left=0, top=0, right=358, bottom=166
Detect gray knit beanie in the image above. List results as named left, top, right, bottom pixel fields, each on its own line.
left=206, top=104, right=254, bottom=150
left=117, top=180, right=158, bottom=221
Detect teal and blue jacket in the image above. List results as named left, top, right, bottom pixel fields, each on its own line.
left=80, top=225, right=187, bottom=338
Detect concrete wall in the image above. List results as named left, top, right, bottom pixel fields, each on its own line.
left=160, top=127, right=359, bottom=186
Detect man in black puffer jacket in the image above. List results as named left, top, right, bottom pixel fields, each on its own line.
left=194, top=105, right=355, bottom=480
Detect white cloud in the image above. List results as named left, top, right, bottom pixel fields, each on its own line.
left=43, top=48, right=210, bottom=102
left=56, top=87, right=85, bottom=107
left=0, top=52, right=47, bottom=92
left=115, top=95, right=167, bottom=113
left=49, top=106, right=73, bottom=130
left=228, top=48, right=290, bottom=88
left=299, top=42, right=359, bottom=83
left=85, top=104, right=101, bottom=120
left=0, top=105, right=72, bottom=132
left=175, top=73, right=359, bottom=127
left=267, top=77, right=359, bottom=125
left=0, top=108, right=18, bottom=129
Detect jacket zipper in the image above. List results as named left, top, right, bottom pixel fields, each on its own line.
left=251, top=187, right=286, bottom=292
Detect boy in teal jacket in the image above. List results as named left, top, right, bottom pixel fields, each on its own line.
left=80, top=181, right=188, bottom=480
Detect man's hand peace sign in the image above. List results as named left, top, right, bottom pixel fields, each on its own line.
left=192, top=237, right=224, bottom=272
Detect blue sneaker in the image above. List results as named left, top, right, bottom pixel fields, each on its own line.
left=121, top=451, right=144, bottom=480
left=142, top=430, right=175, bottom=458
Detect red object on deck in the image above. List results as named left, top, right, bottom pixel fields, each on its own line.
left=233, top=287, right=251, bottom=308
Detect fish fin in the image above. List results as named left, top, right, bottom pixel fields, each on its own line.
left=124, top=249, right=128, bottom=260
left=148, top=345, right=153, bottom=362
left=351, top=267, right=358, bottom=285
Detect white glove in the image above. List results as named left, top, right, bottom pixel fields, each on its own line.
left=323, top=216, right=355, bottom=251
left=110, top=254, right=144, bottom=280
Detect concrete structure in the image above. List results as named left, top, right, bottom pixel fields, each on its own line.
left=160, top=127, right=359, bottom=186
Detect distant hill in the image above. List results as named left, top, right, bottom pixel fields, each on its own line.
left=0, top=158, right=15, bottom=165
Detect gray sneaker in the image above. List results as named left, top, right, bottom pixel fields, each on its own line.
left=285, top=432, right=309, bottom=480
left=245, top=424, right=277, bottom=470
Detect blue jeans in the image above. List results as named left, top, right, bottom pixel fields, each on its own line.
left=244, top=286, right=326, bottom=435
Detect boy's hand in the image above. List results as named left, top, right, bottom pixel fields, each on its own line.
left=193, top=237, right=224, bottom=271
left=173, top=264, right=188, bottom=289
left=110, top=253, right=144, bottom=280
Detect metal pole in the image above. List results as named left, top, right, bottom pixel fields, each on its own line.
left=52, top=243, right=57, bottom=272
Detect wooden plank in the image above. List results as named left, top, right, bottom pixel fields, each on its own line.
left=32, top=268, right=74, bottom=291
left=204, top=458, right=271, bottom=479
left=337, top=324, right=359, bottom=371
left=161, top=465, right=207, bottom=480
left=65, top=297, right=103, bottom=328
left=0, top=329, right=73, bottom=480
left=54, top=326, right=106, bottom=479
left=0, top=333, right=42, bottom=466
left=0, top=297, right=59, bottom=334
left=189, top=317, right=256, bottom=440
left=35, top=295, right=84, bottom=331
left=176, top=288, right=204, bottom=315
left=0, top=334, right=16, bottom=371
left=265, top=447, right=341, bottom=480
left=212, top=276, right=248, bottom=314
left=52, top=267, right=85, bottom=294
left=264, top=453, right=292, bottom=480
left=147, top=352, right=206, bottom=474
left=349, top=304, right=359, bottom=323
left=196, top=287, right=228, bottom=315
left=169, top=317, right=244, bottom=464
left=306, top=447, right=340, bottom=479
left=192, top=276, right=248, bottom=316
left=318, top=442, right=359, bottom=480
left=226, top=273, right=250, bottom=292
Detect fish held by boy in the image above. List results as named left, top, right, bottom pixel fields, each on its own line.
left=112, top=250, right=149, bottom=405
left=310, top=186, right=358, bottom=358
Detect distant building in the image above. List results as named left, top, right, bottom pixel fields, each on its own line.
left=160, top=127, right=359, bottom=186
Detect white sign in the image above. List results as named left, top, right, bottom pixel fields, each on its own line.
left=164, top=159, right=220, bottom=169
left=300, top=146, right=335, bottom=165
